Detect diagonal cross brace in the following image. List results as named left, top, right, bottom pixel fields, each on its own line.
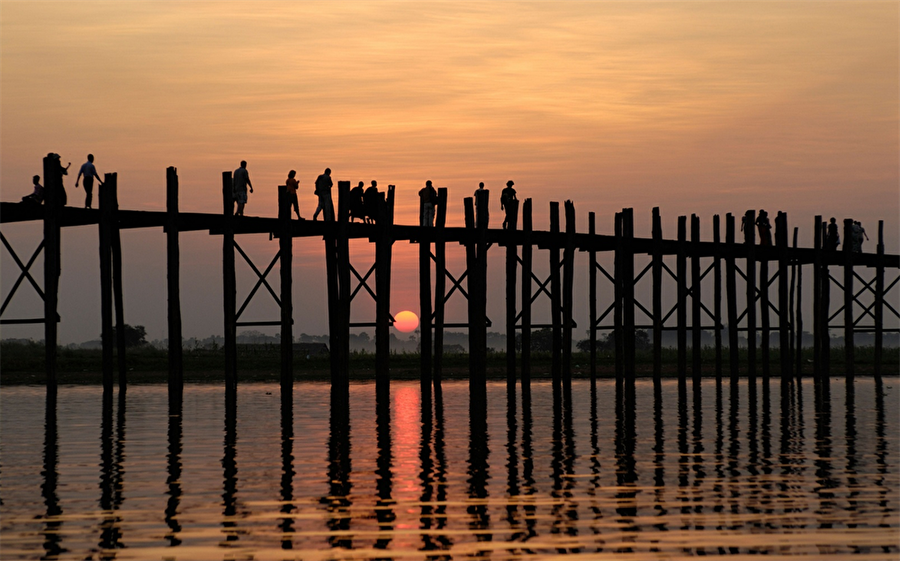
left=1, top=231, right=46, bottom=318
left=234, top=241, right=281, bottom=321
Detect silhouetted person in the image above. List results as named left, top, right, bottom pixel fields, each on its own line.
left=755, top=209, right=772, bottom=246
left=285, top=170, right=302, bottom=220
left=349, top=181, right=366, bottom=222
left=232, top=160, right=253, bottom=216
left=364, top=180, right=381, bottom=225
left=75, top=154, right=103, bottom=209
left=826, top=217, right=840, bottom=251
left=500, top=180, right=517, bottom=229
left=313, top=168, right=334, bottom=221
left=47, top=153, right=70, bottom=207
left=852, top=220, right=868, bottom=253
left=474, top=182, right=488, bottom=227
left=419, top=180, right=438, bottom=227
left=22, top=175, right=44, bottom=204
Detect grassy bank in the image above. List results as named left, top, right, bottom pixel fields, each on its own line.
left=2, top=341, right=896, bottom=385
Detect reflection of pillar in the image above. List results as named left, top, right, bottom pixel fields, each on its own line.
left=432, top=388, right=453, bottom=551
left=467, top=383, right=491, bottom=551
left=374, top=391, right=394, bottom=550
left=221, top=389, right=239, bottom=544
left=41, top=390, right=65, bottom=558
left=98, top=389, right=125, bottom=550
left=504, top=384, right=520, bottom=538
left=418, top=385, right=436, bottom=551
left=280, top=391, right=296, bottom=550
left=165, top=392, right=183, bottom=546
left=326, top=387, right=352, bottom=549
left=521, top=386, right=537, bottom=542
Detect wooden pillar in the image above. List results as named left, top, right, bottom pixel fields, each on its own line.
left=725, top=214, right=739, bottom=385
left=760, top=235, right=770, bottom=382
left=813, top=216, right=823, bottom=376
left=874, top=221, right=884, bottom=379
left=691, top=214, right=701, bottom=385
left=713, top=215, right=722, bottom=380
left=110, top=174, right=126, bottom=388
left=335, top=181, right=351, bottom=378
left=777, top=212, right=791, bottom=380
left=464, top=196, right=483, bottom=385
left=820, top=220, right=832, bottom=380
left=589, top=211, right=598, bottom=382
left=505, top=198, right=519, bottom=390
left=549, top=202, right=562, bottom=385
left=843, top=218, right=854, bottom=379
left=614, top=212, right=623, bottom=383
left=793, top=227, right=803, bottom=381
left=475, top=188, right=489, bottom=381
left=520, top=199, right=533, bottom=388
left=562, top=201, right=575, bottom=384
left=419, top=197, right=433, bottom=391
left=42, top=156, right=62, bottom=389
left=433, top=188, right=448, bottom=386
left=99, top=176, right=114, bottom=389
left=166, top=167, right=183, bottom=392
left=652, top=208, right=663, bottom=383
left=623, top=208, right=635, bottom=380
left=222, top=172, right=236, bottom=388
left=278, top=184, right=293, bottom=388
left=375, top=186, right=395, bottom=386
left=677, top=216, right=687, bottom=381
left=324, top=199, right=340, bottom=380
left=744, top=210, right=757, bottom=381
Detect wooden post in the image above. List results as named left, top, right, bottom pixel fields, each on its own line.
left=99, top=176, right=114, bottom=389
left=843, top=218, right=854, bottom=379
left=614, top=212, right=623, bottom=383
left=375, top=186, right=395, bottom=386
left=324, top=199, right=340, bottom=380
left=42, top=156, right=62, bottom=389
left=821, top=220, right=831, bottom=379
left=549, top=202, right=562, bottom=385
left=777, top=213, right=791, bottom=380
left=589, top=212, right=598, bottom=382
left=691, top=214, right=701, bottom=385
left=652, top=208, right=663, bottom=383
left=713, top=215, right=722, bottom=380
left=475, top=188, right=489, bottom=381
left=110, top=174, right=126, bottom=388
left=433, top=188, right=448, bottom=386
left=419, top=196, right=433, bottom=391
left=222, top=172, right=236, bottom=388
left=813, top=216, right=823, bottom=377
left=505, top=198, right=519, bottom=390
left=278, top=184, right=293, bottom=388
left=793, top=227, right=803, bottom=381
left=760, top=233, right=770, bottom=383
left=744, top=210, right=757, bottom=381
left=874, top=221, right=884, bottom=380
left=335, top=181, right=351, bottom=378
left=623, top=208, right=636, bottom=380
left=677, top=216, right=687, bottom=381
left=726, top=214, right=739, bottom=384
left=464, top=197, right=483, bottom=385
left=520, top=198, right=533, bottom=388
left=166, top=167, right=183, bottom=392
left=562, top=201, right=575, bottom=384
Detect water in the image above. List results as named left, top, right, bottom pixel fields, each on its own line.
left=1, top=378, right=897, bottom=560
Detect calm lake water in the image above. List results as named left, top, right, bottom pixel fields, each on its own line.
left=1, top=377, right=898, bottom=560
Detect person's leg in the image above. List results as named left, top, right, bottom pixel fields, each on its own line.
left=84, top=180, right=93, bottom=208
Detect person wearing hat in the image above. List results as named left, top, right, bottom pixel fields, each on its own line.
left=501, top=180, right=518, bottom=230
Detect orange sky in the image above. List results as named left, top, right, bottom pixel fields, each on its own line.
left=2, top=2, right=897, bottom=344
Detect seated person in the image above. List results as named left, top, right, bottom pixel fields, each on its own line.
left=21, top=175, right=44, bottom=204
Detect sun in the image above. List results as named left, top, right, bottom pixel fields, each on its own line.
left=393, top=310, right=419, bottom=333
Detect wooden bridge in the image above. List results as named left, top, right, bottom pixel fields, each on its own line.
left=2, top=156, right=898, bottom=396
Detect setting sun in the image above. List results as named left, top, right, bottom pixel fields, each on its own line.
left=393, top=310, right=419, bottom=333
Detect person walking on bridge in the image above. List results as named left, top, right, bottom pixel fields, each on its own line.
left=313, top=168, right=334, bottom=221
left=75, top=154, right=103, bottom=209
left=232, top=160, right=253, bottom=216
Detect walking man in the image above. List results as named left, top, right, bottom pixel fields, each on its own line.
left=233, top=160, right=253, bottom=216
left=75, top=154, right=103, bottom=209
left=313, top=168, right=334, bottom=221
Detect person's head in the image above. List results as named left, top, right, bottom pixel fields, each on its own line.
left=288, top=170, right=296, bottom=179
left=240, top=160, right=247, bottom=168
left=357, top=181, right=364, bottom=188
left=426, top=180, right=432, bottom=187
left=33, top=175, right=40, bottom=184
left=371, top=180, right=377, bottom=188
left=87, top=154, right=94, bottom=163
left=325, top=168, right=331, bottom=175
left=507, top=180, right=514, bottom=187
left=830, top=217, right=836, bottom=224
left=479, top=182, right=484, bottom=189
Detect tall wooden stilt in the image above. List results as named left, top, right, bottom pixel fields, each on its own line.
left=623, top=208, right=635, bottom=380
left=166, top=167, right=183, bottom=394
left=562, top=201, right=575, bottom=384
left=433, top=188, right=448, bottom=386
left=99, top=176, right=114, bottom=390
left=336, top=181, right=351, bottom=376
left=222, top=172, right=236, bottom=389
left=652, top=208, right=663, bottom=384
left=843, top=218, right=854, bottom=380
left=793, top=227, right=803, bottom=381
left=549, top=202, right=562, bottom=386
left=614, top=212, right=623, bottom=383
left=813, top=216, right=823, bottom=377
left=419, top=198, right=433, bottom=391
left=691, top=214, right=701, bottom=385
left=744, top=210, right=757, bottom=381
left=677, top=216, right=687, bottom=381
left=713, top=215, right=722, bottom=380
left=278, top=184, right=293, bottom=389
left=520, top=199, right=533, bottom=389
left=589, top=212, right=598, bottom=383
left=874, top=221, right=884, bottom=380
left=464, top=197, right=484, bottom=385
left=375, top=186, right=395, bottom=387
left=760, top=234, right=770, bottom=382
left=110, top=174, right=126, bottom=388
left=505, top=198, right=519, bottom=391
left=821, top=220, right=832, bottom=380
left=777, top=212, right=791, bottom=380
left=725, top=214, right=739, bottom=385
left=42, top=156, right=62, bottom=390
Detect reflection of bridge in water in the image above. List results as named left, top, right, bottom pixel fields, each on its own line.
left=2, top=156, right=898, bottom=395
